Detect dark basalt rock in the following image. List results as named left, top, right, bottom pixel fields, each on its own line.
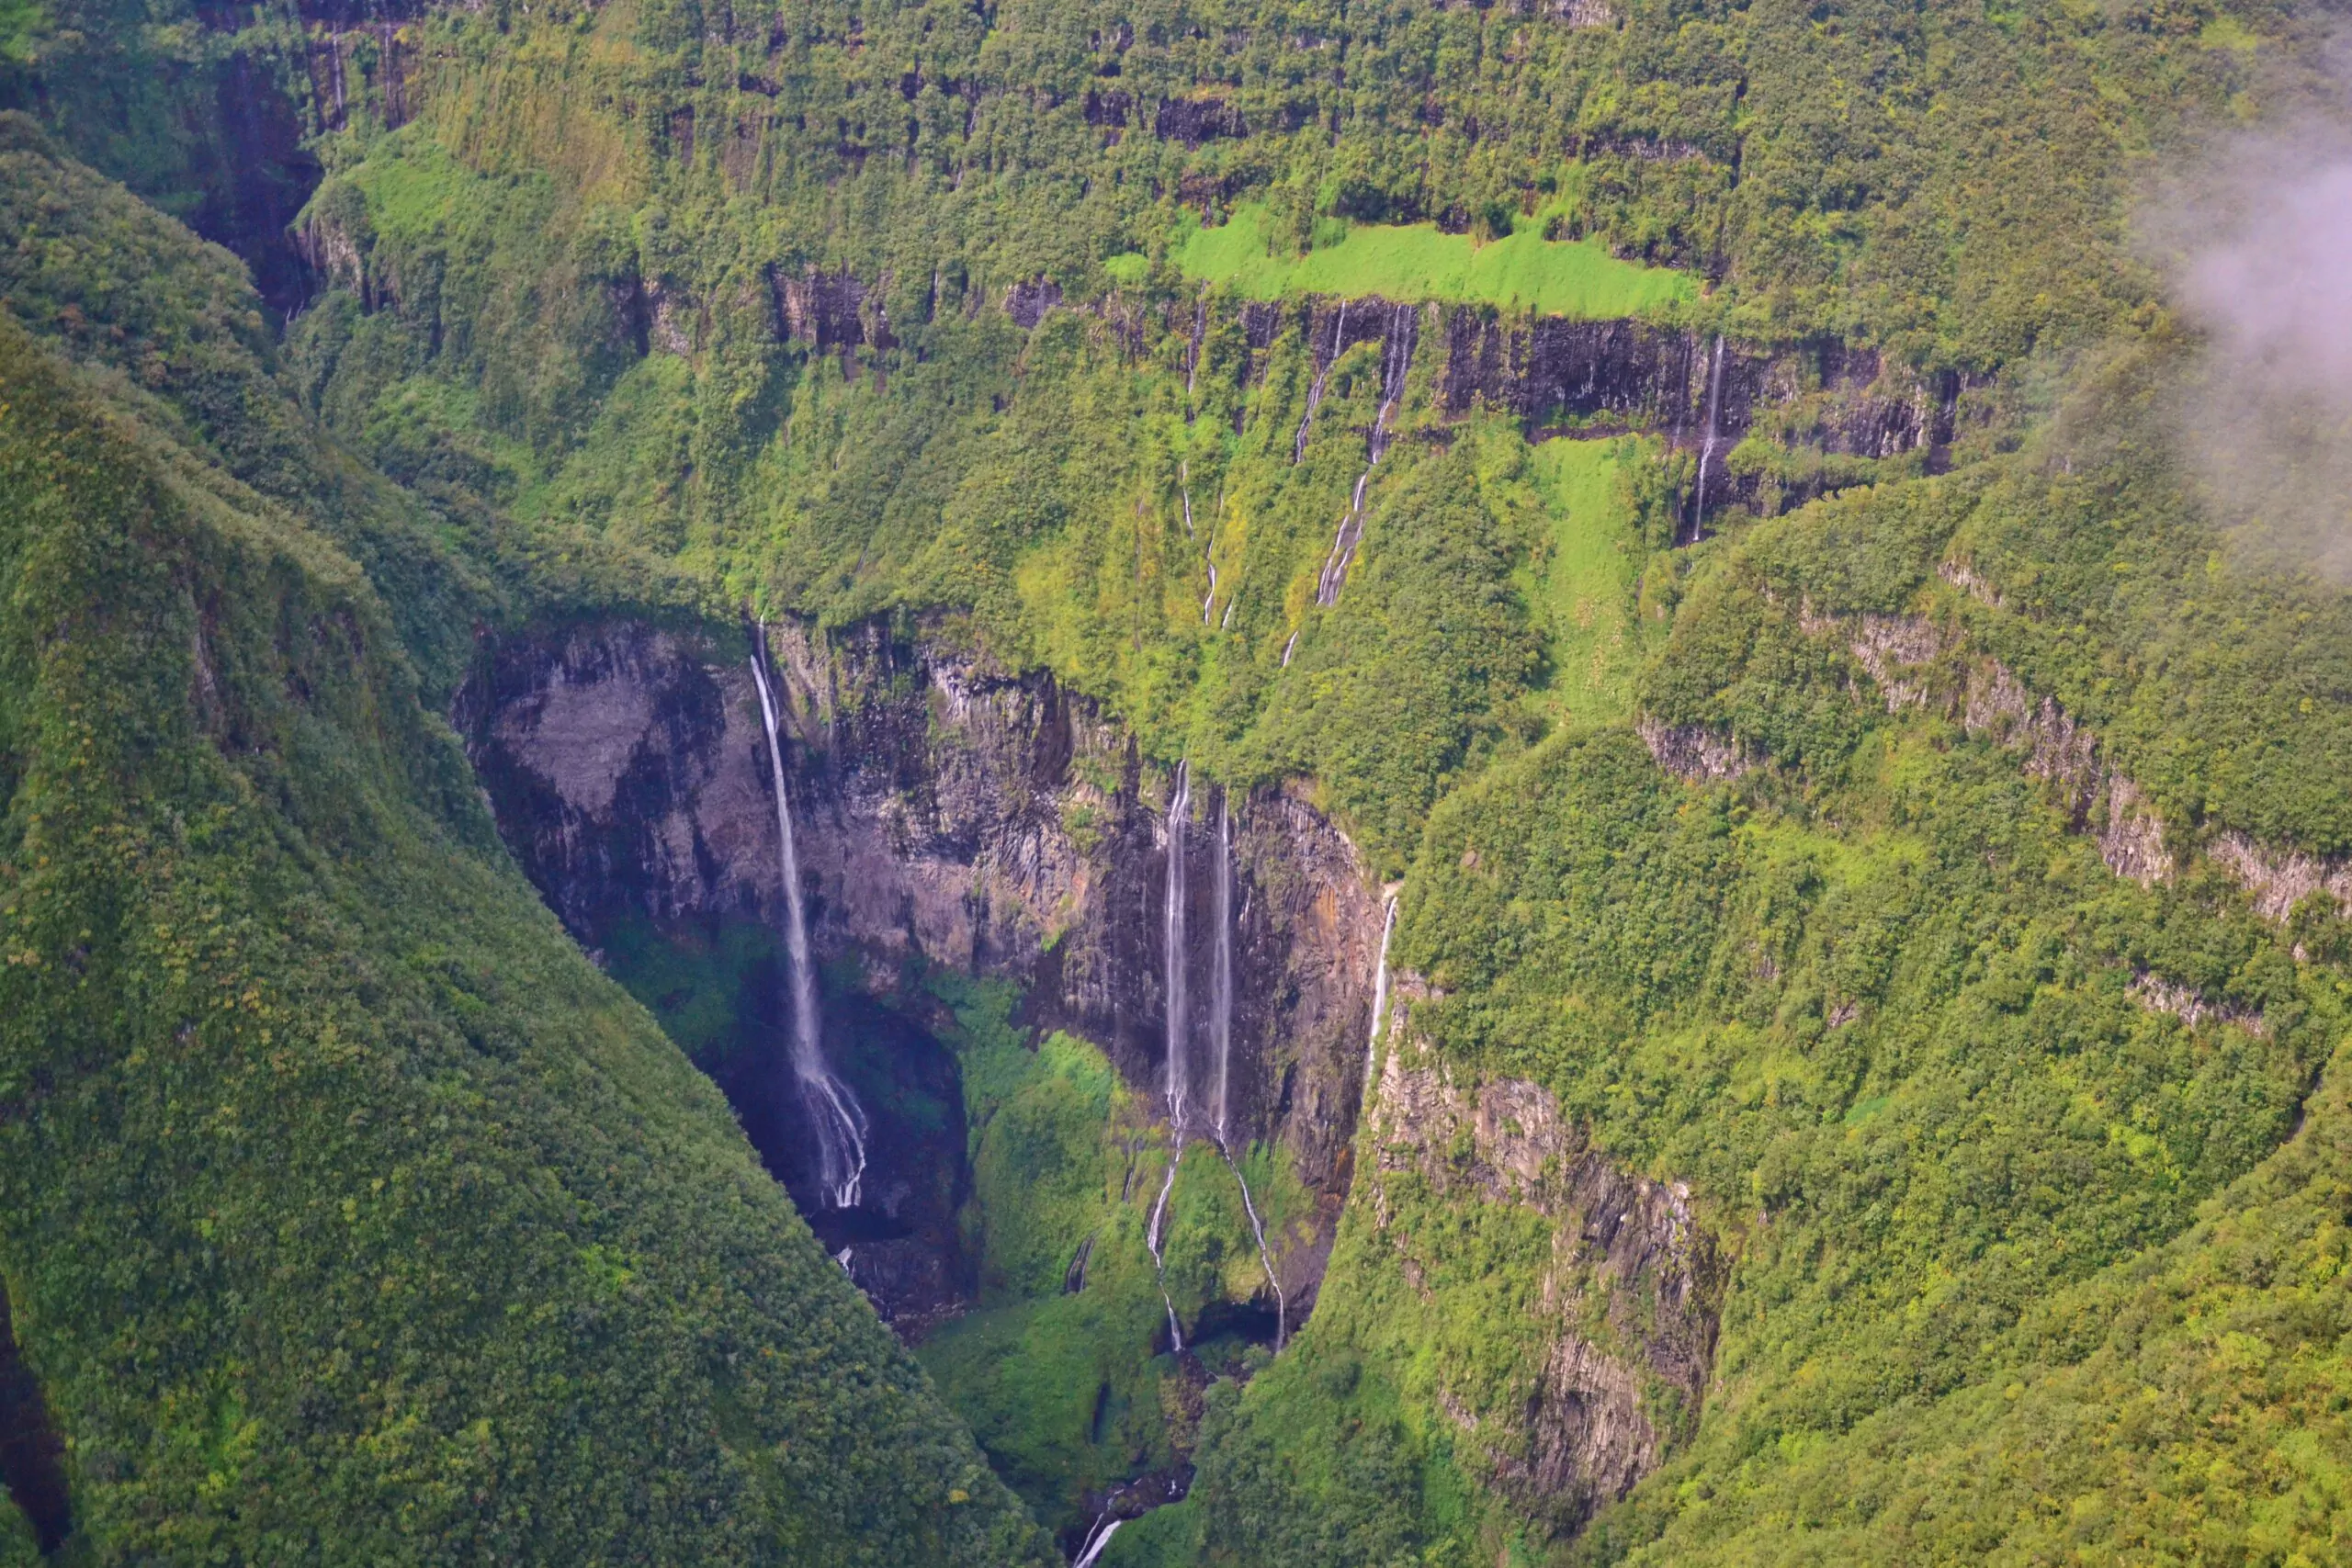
left=1154, top=96, right=1247, bottom=146
left=1003, top=277, right=1064, bottom=329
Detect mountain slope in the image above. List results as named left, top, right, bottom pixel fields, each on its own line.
left=0, top=126, right=1047, bottom=1563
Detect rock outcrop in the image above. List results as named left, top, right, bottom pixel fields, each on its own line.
left=1365, top=1022, right=1722, bottom=1538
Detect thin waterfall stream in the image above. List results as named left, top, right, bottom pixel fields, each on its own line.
left=1147, top=1160, right=1182, bottom=1353
left=1366, top=891, right=1399, bottom=1086
left=1212, top=802, right=1235, bottom=1141
left=1148, top=761, right=1193, bottom=1354
left=1315, top=301, right=1418, bottom=608
left=1683, top=334, right=1727, bottom=545
left=1162, top=761, right=1192, bottom=1134
left=1292, top=301, right=1346, bottom=463
left=749, top=626, right=869, bottom=1211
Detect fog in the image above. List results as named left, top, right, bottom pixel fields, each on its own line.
left=2147, top=99, right=2352, bottom=577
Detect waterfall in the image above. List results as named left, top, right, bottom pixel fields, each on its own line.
left=1074, top=1518, right=1123, bottom=1568
left=1212, top=801, right=1235, bottom=1142
left=749, top=627, right=869, bottom=1211
left=1227, top=1156, right=1286, bottom=1348
left=1184, top=298, right=1206, bottom=400
left=1365, top=892, right=1399, bottom=1085
left=1147, top=1158, right=1183, bottom=1352
left=1315, top=302, right=1417, bottom=609
left=1366, top=300, right=1417, bottom=466
left=1163, top=761, right=1192, bottom=1134
left=1685, top=335, right=1727, bottom=544
left=1293, top=302, right=1345, bottom=463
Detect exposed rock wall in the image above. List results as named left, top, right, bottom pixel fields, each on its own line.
left=1365, top=1023, right=1722, bottom=1537
left=453, top=616, right=1385, bottom=1314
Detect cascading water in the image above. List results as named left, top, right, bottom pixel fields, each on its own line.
left=1206, top=794, right=1286, bottom=1347
left=1684, top=334, right=1727, bottom=545
left=1073, top=1518, right=1123, bottom=1568
left=1163, top=761, right=1192, bottom=1134
left=1315, top=301, right=1418, bottom=608
left=1228, top=1155, right=1286, bottom=1349
left=1147, top=1159, right=1183, bottom=1352
left=1365, top=891, right=1399, bottom=1085
left=1212, top=801, right=1235, bottom=1141
left=1184, top=298, right=1206, bottom=401
left=1292, top=301, right=1346, bottom=464
left=748, top=626, right=870, bottom=1211
left=1148, top=762, right=1194, bottom=1354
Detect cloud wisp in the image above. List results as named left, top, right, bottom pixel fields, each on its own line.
left=2147, top=107, right=2352, bottom=577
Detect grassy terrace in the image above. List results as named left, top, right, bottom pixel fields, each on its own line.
left=1169, top=202, right=1694, bottom=317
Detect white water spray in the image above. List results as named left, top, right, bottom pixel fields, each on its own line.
left=1365, top=891, right=1398, bottom=1085
left=1163, top=761, right=1192, bottom=1134
left=1212, top=800, right=1235, bottom=1141
left=749, top=627, right=869, bottom=1211
left=1316, top=302, right=1418, bottom=608
left=1293, top=301, right=1346, bottom=463
left=1074, top=1518, right=1123, bottom=1568
left=1685, top=335, right=1727, bottom=544
left=1147, top=1158, right=1183, bottom=1352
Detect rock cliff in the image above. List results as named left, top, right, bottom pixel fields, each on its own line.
left=1365, top=1008, right=1723, bottom=1537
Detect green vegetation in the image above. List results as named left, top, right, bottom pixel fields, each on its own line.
left=0, top=130, right=1045, bottom=1563
left=1172, top=203, right=1694, bottom=317
left=6, top=0, right=2352, bottom=1555
left=1526, top=437, right=1655, bottom=725
left=912, top=975, right=1306, bottom=1536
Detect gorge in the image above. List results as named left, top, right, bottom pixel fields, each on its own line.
left=4, top=0, right=2350, bottom=1561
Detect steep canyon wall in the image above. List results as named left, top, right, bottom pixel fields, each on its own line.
left=454, top=617, right=1387, bottom=1321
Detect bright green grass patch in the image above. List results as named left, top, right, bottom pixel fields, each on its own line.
left=1174, top=203, right=1693, bottom=318
left=1529, top=436, right=1650, bottom=724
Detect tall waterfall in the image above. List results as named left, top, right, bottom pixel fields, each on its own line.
left=1684, top=335, right=1727, bottom=544
left=1149, top=762, right=1193, bottom=1354
left=748, top=628, right=869, bottom=1211
left=1205, top=795, right=1286, bottom=1344
left=1163, top=761, right=1192, bottom=1134
left=1212, top=800, right=1235, bottom=1142
left=1315, top=301, right=1418, bottom=609
left=1365, top=892, right=1399, bottom=1084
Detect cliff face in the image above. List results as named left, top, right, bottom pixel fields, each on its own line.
left=453, top=617, right=1385, bottom=1322
left=1366, top=1012, right=1723, bottom=1537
